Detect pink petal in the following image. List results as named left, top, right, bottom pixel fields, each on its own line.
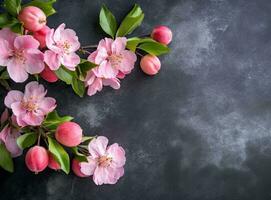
left=61, top=29, right=80, bottom=52
left=45, top=28, right=62, bottom=53
left=94, top=48, right=108, bottom=65
left=14, top=35, right=39, bottom=50
left=7, top=59, right=28, bottom=82
left=21, top=112, right=44, bottom=126
left=84, top=71, right=96, bottom=86
left=111, top=37, right=127, bottom=55
left=53, top=23, right=65, bottom=43
left=4, top=90, right=23, bottom=108
left=0, top=109, right=9, bottom=124
left=88, top=136, right=109, bottom=158
left=107, top=143, right=126, bottom=168
left=117, top=50, right=137, bottom=73
left=61, top=53, right=80, bottom=70
left=0, top=126, right=9, bottom=143
left=80, top=158, right=97, bottom=176
left=44, top=50, right=61, bottom=70
left=25, top=49, right=45, bottom=74
left=102, top=78, right=120, bottom=90
left=10, top=102, right=26, bottom=116
left=0, top=39, right=13, bottom=66
left=93, top=166, right=108, bottom=185
left=24, top=81, right=46, bottom=99
left=0, top=28, right=17, bottom=45
left=98, top=38, right=113, bottom=53
left=5, top=129, right=23, bottom=158
left=96, top=61, right=118, bottom=79
left=87, top=77, right=103, bottom=96
left=87, top=50, right=98, bottom=63
left=117, top=71, right=126, bottom=79
left=38, top=97, right=56, bottom=114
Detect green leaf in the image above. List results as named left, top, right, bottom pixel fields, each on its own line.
left=3, top=0, right=21, bottom=16
left=16, top=132, right=38, bottom=149
left=81, top=136, right=95, bottom=143
left=99, top=5, right=117, bottom=38
left=71, top=77, right=85, bottom=98
left=116, top=4, right=144, bottom=37
left=24, top=0, right=57, bottom=17
left=0, top=13, right=17, bottom=28
left=43, top=110, right=73, bottom=130
left=126, top=37, right=141, bottom=52
left=0, top=79, right=11, bottom=90
left=137, top=41, right=170, bottom=56
left=48, top=137, right=70, bottom=174
left=77, top=59, right=97, bottom=81
left=0, top=143, right=14, bottom=172
left=55, top=66, right=75, bottom=84
left=0, top=70, right=9, bottom=80
left=10, top=22, right=23, bottom=34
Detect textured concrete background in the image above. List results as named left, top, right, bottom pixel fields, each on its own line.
left=1, top=0, right=271, bottom=199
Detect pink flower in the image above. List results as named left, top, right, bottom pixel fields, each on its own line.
left=44, top=23, right=80, bottom=71
left=80, top=136, right=126, bottom=185
left=4, top=81, right=56, bottom=127
left=85, top=71, right=120, bottom=96
left=88, top=37, right=137, bottom=79
left=0, top=125, right=22, bottom=157
left=0, top=28, right=45, bottom=82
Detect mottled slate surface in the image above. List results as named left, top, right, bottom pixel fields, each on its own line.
left=1, top=0, right=271, bottom=199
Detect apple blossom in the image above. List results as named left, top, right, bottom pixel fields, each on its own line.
left=44, top=23, right=80, bottom=71
left=84, top=71, right=120, bottom=96
left=140, top=55, right=161, bottom=75
left=55, top=122, right=82, bottom=147
left=25, top=146, right=49, bottom=173
left=18, top=6, right=47, bottom=32
left=80, top=136, right=126, bottom=185
left=0, top=28, right=45, bottom=82
left=151, top=25, right=173, bottom=45
left=0, top=125, right=22, bottom=158
left=88, top=37, right=137, bottom=79
left=4, top=81, right=56, bottom=127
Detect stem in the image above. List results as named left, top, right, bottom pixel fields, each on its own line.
left=81, top=45, right=98, bottom=49
left=37, top=127, right=42, bottom=146
left=136, top=51, right=144, bottom=57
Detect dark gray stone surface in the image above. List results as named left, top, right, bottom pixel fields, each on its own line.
left=1, top=0, right=271, bottom=199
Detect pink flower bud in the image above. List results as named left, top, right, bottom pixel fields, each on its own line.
left=151, top=25, right=172, bottom=45
left=25, top=146, right=49, bottom=173
left=72, top=159, right=89, bottom=177
left=55, top=122, right=83, bottom=147
left=33, top=25, right=50, bottom=48
left=48, top=153, right=61, bottom=170
left=18, top=6, right=46, bottom=32
left=40, top=65, right=58, bottom=83
left=140, top=55, right=161, bottom=75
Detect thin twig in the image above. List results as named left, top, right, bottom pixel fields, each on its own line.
left=81, top=45, right=98, bottom=49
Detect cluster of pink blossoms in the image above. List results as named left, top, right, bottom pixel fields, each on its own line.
left=85, top=37, right=137, bottom=96
left=1, top=81, right=126, bottom=185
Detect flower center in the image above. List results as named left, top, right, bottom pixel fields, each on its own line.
left=21, top=98, right=37, bottom=112
left=108, top=54, right=123, bottom=67
left=98, top=156, right=112, bottom=167
left=60, top=41, right=71, bottom=54
left=14, top=50, right=26, bottom=64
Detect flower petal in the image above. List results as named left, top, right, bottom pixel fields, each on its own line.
left=111, top=37, right=127, bottom=55
left=44, top=50, right=61, bottom=70
left=38, top=97, right=56, bottom=114
left=7, top=59, right=28, bottom=83
left=87, top=77, right=103, bottom=96
left=107, top=143, right=126, bottom=168
left=96, top=61, right=118, bottom=79
left=5, top=129, right=23, bottom=158
left=25, top=49, right=45, bottom=74
left=0, top=39, right=13, bottom=66
left=80, top=158, right=97, bottom=176
left=0, top=28, right=17, bottom=45
left=4, top=90, right=23, bottom=108
left=21, top=112, right=44, bottom=126
left=88, top=136, right=109, bottom=158
left=117, top=50, right=137, bottom=73
left=102, top=78, right=120, bottom=90
left=14, top=35, right=39, bottom=50
left=10, top=102, right=26, bottom=116
left=61, top=53, right=80, bottom=70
